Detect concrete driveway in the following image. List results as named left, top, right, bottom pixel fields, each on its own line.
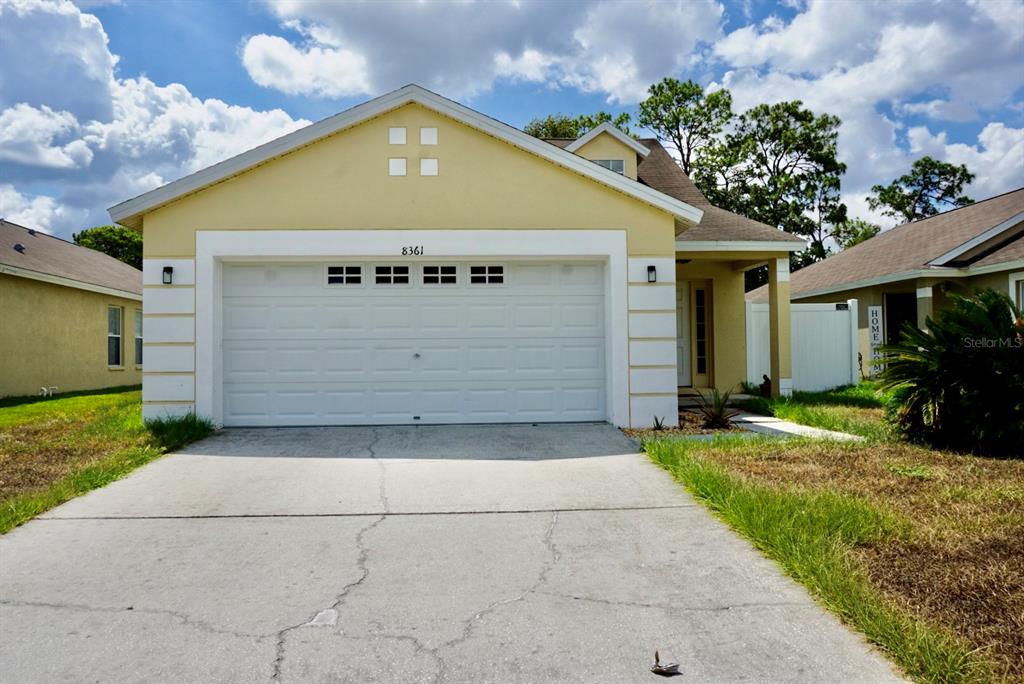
left=0, top=424, right=901, bottom=683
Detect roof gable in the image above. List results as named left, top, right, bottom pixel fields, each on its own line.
left=565, top=123, right=650, bottom=158
left=108, top=85, right=701, bottom=229
left=0, top=220, right=142, bottom=297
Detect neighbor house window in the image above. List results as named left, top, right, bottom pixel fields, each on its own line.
left=470, top=265, right=504, bottom=284
left=375, top=265, right=410, bottom=284
left=327, top=265, right=362, bottom=285
left=107, top=306, right=123, bottom=367
left=134, top=310, right=143, bottom=366
left=594, top=159, right=625, bottom=174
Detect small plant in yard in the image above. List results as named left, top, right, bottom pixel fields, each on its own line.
left=885, top=462, right=934, bottom=480
left=695, top=388, right=739, bottom=428
left=652, top=415, right=666, bottom=431
left=879, top=288, right=1024, bottom=457
left=145, top=413, right=214, bottom=451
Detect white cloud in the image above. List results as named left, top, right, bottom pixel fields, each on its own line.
left=241, top=0, right=723, bottom=104
left=711, top=0, right=1024, bottom=218
left=0, top=0, right=309, bottom=237
left=0, top=184, right=75, bottom=233
left=242, top=34, right=370, bottom=98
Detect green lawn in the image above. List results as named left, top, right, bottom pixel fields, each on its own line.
left=644, top=434, right=1024, bottom=682
left=0, top=386, right=212, bottom=533
left=741, top=382, right=895, bottom=441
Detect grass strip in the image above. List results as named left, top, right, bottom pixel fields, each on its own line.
left=644, top=435, right=986, bottom=683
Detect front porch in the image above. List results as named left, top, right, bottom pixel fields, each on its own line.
left=674, top=248, right=794, bottom=399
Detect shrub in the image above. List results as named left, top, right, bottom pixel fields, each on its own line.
left=696, top=387, right=740, bottom=428
left=145, top=413, right=215, bottom=452
left=878, top=289, right=1024, bottom=457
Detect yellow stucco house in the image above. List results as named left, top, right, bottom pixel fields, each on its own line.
left=0, top=219, right=143, bottom=398
left=108, top=85, right=802, bottom=428
left=749, top=188, right=1024, bottom=371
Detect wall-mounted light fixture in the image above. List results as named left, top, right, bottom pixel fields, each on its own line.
left=162, top=266, right=174, bottom=285
left=647, top=265, right=657, bottom=283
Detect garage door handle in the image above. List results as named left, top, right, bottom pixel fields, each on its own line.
left=413, top=353, right=421, bottom=359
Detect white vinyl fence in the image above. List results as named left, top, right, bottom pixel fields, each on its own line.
left=746, top=300, right=859, bottom=392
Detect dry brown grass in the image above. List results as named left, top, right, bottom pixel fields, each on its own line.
left=695, top=438, right=1024, bottom=680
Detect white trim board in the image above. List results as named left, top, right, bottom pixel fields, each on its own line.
left=0, top=263, right=141, bottom=301
left=108, top=85, right=702, bottom=228
left=790, top=258, right=1024, bottom=301
left=676, top=240, right=804, bottom=252
left=565, top=122, right=650, bottom=158
left=928, top=212, right=1024, bottom=266
left=194, top=229, right=631, bottom=427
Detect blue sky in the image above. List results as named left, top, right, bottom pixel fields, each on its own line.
left=1, top=0, right=1022, bottom=239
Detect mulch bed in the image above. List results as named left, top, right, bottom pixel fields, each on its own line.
left=621, top=409, right=740, bottom=439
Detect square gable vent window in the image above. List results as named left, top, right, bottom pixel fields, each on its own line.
left=420, top=127, right=438, bottom=145
left=388, top=158, right=407, bottom=176
left=420, top=158, right=439, bottom=176
left=388, top=127, right=406, bottom=144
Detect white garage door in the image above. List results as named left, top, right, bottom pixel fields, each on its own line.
left=221, top=260, right=607, bottom=426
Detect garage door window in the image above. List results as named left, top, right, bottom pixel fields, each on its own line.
left=470, top=265, right=504, bottom=284
left=423, top=265, right=457, bottom=285
left=375, top=265, right=410, bottom=285
left=327, top=265, right=362, bottom=285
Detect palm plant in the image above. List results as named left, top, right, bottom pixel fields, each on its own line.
left=696, top=387, right=740, bottom=429
left=878, top=289, right=1023, bottom=456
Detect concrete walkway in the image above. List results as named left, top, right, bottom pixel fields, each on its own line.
left=1, top=424, right=897, bottom=683
left=732, top=411, right=865, bottom=441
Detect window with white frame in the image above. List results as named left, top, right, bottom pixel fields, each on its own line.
left=327, top=265, right=362, bottom=285
left=594, top=159, right=625, bottom=174
left=420, top=127, right=438, bottom=145
left=375, top=265, right=410, bottom=284
left=134, top=311, right=143, bottom=366
left=423, top=265, right=457, bottom=285
left=388, top=127, right=406, bottom=144
left=388, top=158, right=407, bottom=176
left=420, top=158, right=438, bottom=176
left=470, top=265, right=504, bottom=284
left=107, top=306, right=122, bottom=367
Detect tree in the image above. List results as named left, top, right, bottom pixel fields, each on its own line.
left=523, top=111, right=631, bottom=138
left=868, top=156, right=975, bottom=223
left=833, top=218, right=880, bottom=250
left=73, top=225, right=142, bottom=269
left=701, top=101, right=847, bottom=245
left=638, top=78, right=732, bottom=175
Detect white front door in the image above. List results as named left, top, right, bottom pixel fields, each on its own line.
left=676, top=282, right=691, bottom=386
left=220, top=260, right=607, bottom=426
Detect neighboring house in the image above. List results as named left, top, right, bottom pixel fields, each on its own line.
left=108, top=84, right=803, bottom=428
left=0, top=219, right=143, bottom=398
left=748, top=188, right=1024, bottom=372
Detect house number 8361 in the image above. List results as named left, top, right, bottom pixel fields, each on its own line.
left=402, top=246, right=424, bottom=256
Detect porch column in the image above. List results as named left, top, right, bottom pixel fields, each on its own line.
left=916, top=281, right=935, bottom=329
left=768, top=257, right=792, bottom=397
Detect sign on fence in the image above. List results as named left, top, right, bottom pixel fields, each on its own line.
left=868, top=305, right=884, bottom=372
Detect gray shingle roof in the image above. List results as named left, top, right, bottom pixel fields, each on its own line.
left=0, top=220, right=142, bottom=296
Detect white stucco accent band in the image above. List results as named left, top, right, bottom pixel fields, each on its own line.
left=143, top=259, right=195, bottom=286
left=144, top=373, right=194, bottom=402
left=143, top=286, right=194, bottom=314
left=627, top=284, right=675, bottom=311
left=627, top=258, right=676, bottom=284
left=142, top=403, right=196, bottom=420
left=629, top=367, right=678, bottom=394
left=628, top=312, right=676, bottom=338
left=143, top=315, right=195, bottom=343
left=629, top=340, right=676, bottom=366
left=194, top=229, right=631, bottom=427
left=142, top=345, right=195, bottom=372
left=630, top=395, right=678, bottom=428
